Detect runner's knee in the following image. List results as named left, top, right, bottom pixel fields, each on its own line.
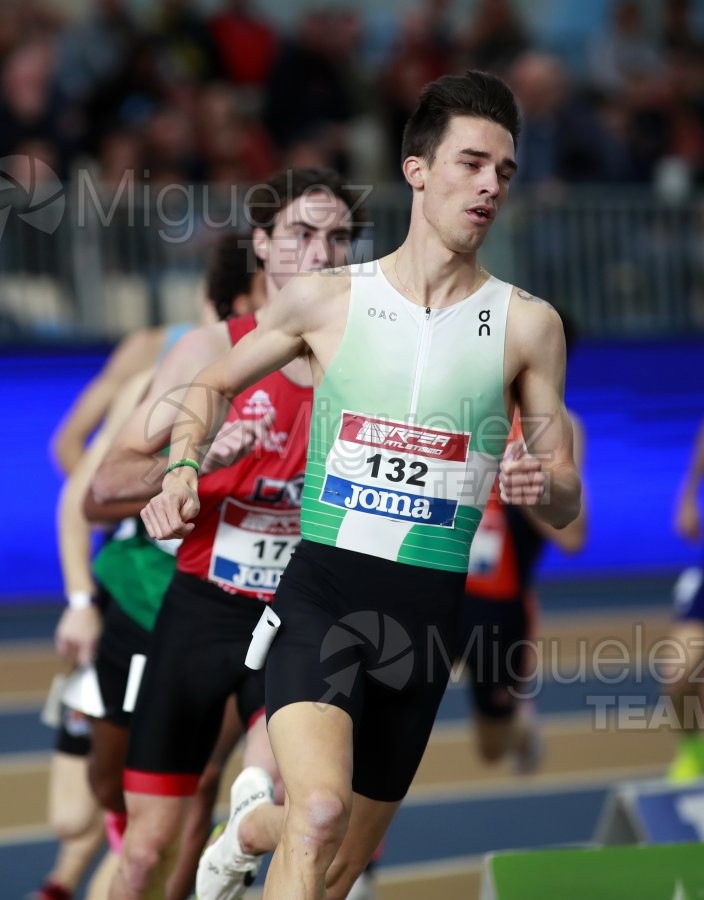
left=289, top=788, right=351, bottom=855
left=120, top=829, right=177, bottom=890
left=50, top=805, right=98, bottom=840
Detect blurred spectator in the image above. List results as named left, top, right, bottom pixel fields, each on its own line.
left=1, top=0, right=702, bottom=195
left=142, top=104, right=204, bottom=185
left=151, top=0, right=223, bottom=84
left=195, top=83, right=277, bottom=183
left=209, top=0, right=278, bottom=87
left=379, top=2, right=455, bottom=177
left=0, top=0, right=63, bottom=62
left=326, top=8, right=367, bottom=114
left=54, top=0, right=136, bottom=105
left=508, top=51, right=637, bottom=186
left=327, top=8, right=393, bottom=182
left=662, top=0, right=704, bottom=54
left=80, top=30, right=193, bottom=164
left=669, top=47, right=704, bottom=184
left=0, top=39, right=67, bottom=167
left=51, top=0, right=143, bottom=161
left=508, top=52, right=638, bottom=306
left=0, top=5, right=23, bottom=62
left=587, top=0, right=664, bottom=94
left=263, top=9, right=353, bottom=173
left=621, top=70, right=674, bottom=181
left=509, top=51, right=566, bottom=187
left=664, top=13, right=704, bottom=186
left=99, top=128, right=144, bottom=187
left=459, top=0, right=529, bottom=74
left=103, top=36, right=168, bottom=134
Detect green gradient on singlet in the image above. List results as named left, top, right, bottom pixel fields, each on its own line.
left=300, top=262, right=511, bottom=572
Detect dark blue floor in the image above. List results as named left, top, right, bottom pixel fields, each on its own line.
left=0, top=577, right=675, bottom=898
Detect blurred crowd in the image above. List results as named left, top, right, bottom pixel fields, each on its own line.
left=1, top=0, right=704, bottom=192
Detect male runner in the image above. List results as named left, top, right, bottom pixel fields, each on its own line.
left=664, top=418, right=704, bottom=781
left=87, top=168, right=363, bottom=898
left=461, top=312, right=587, bottom=773
left=143, top=70, right=581, bottom=899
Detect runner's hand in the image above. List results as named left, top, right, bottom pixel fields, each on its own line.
left=200, top=412, right=276, bottom=475
left=141, top=467, right=200, bottom=539
left=499, top=439, right=545, bottom=505
left=55, top=606, right=102, bottom=667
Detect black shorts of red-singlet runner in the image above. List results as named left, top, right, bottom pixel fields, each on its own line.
left=459, top=592, right=533, bottom=719
left=266, top=540, right=466, bottom=803
left=124, top=571, right=266, bottom=796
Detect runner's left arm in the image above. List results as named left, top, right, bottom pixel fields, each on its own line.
left=517, top=411, right=588, bottom=552
left=500, top=302, right=581, bottom=530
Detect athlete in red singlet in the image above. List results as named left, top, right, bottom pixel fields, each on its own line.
left=176, top=314, right=310, bottom=601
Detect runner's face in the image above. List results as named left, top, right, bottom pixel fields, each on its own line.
left=421, top=115, right=516, bottom=254
left=265, top=191, right=353, bottom=289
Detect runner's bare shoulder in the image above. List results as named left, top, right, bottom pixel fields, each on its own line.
left=284, top=266, right=352, bottom=336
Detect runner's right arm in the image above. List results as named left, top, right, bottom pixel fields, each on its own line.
left=140, top=276, right=315, bottom=540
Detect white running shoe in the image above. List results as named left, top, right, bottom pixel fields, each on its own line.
left=509, top=705, right=545, bottom=776
left=196, top=766, right=274, bottom=900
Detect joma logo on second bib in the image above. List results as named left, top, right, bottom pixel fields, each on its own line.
left=344, top=484, right=432, bottom=519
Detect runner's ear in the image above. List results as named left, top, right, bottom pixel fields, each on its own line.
left=402, top=156, right=425, bottom=191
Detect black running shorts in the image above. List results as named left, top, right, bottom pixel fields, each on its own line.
left=55, top=709, right=91, bottom=756
left=124, top=571, right=266, bottom=796
left=266, top=540, right=465, bottom=802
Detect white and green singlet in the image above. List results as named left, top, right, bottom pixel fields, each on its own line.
left=300, top=261, right=512, bottom=573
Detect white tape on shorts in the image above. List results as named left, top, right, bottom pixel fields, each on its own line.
left=245, top=606, right=281, bottom=670
left=123, top=654, right=147, bottom=712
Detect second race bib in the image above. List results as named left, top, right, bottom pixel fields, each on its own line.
left=209, top=498, right=300, bottom=597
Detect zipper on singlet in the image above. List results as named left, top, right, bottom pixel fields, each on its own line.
left=409, top=306, right=432, bottom=418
